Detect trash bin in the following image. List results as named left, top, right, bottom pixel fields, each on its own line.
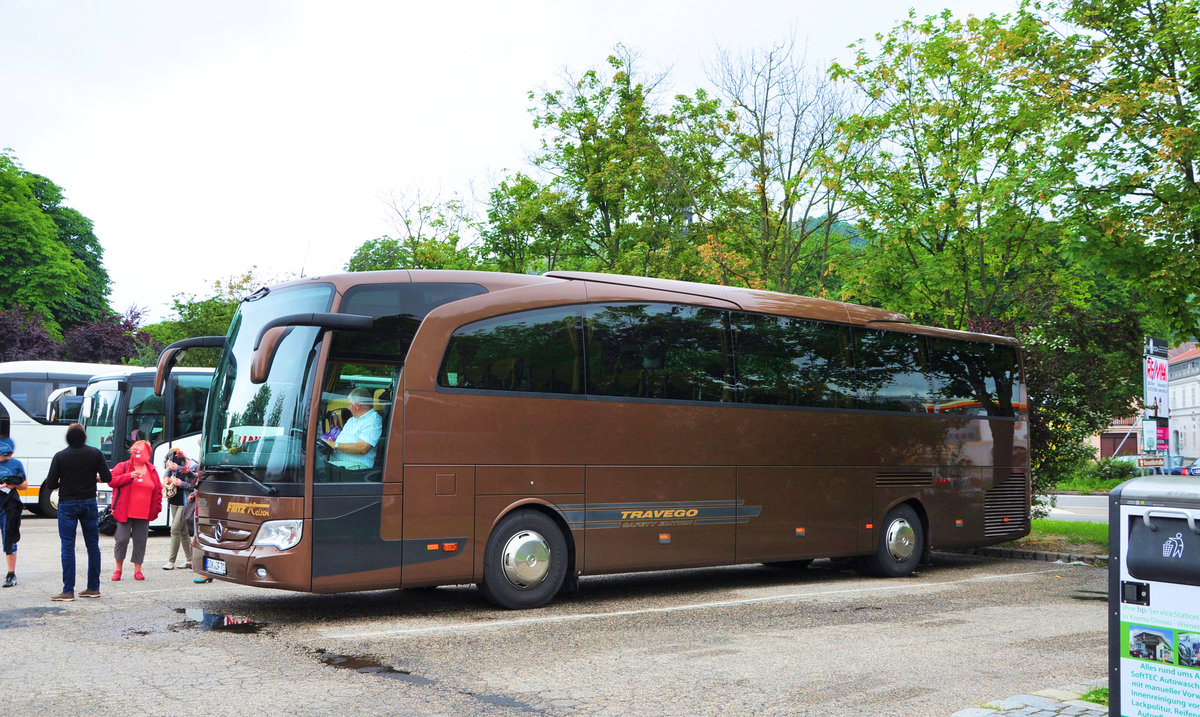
left=1109, top=476, right=1200, bottom=716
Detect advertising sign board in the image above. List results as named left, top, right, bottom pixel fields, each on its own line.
left=1144, top=337, right=1170, bottom=420
left=1110, top=477, right=1200, bottom=716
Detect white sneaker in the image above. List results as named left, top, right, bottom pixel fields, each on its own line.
left=161, top=562, right=175, bottom=570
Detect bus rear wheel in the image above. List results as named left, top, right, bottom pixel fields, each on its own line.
left=479, top=510, right=567, bottom=610
left=854, top=504, right=923, bottom=578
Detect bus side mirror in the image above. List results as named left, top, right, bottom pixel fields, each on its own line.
left=249, top=313, right=375, bottom=384
left=252, top=326, right=292, bottom=384
left=156, top=336, right=227, bottom=396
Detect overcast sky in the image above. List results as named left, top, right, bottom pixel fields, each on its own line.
left=2, top=0, right=1014, bottom=322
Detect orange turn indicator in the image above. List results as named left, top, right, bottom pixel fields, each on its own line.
left=426, top=543, right=440, bottom=551
left=795, top=527, right=806, bottom=537
left=658, top=533, right=671, bottom=544
left=865, top=523, right=874, bottom=530
left=442, top=542, right=459, bottom=552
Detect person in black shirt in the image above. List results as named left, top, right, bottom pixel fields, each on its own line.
left=43, top=423, right=112, bottom=601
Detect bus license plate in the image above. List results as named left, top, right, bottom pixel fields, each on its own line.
left=205, top=558, right=227, bottom=576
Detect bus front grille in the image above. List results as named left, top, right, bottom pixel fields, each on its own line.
left=984, top=473, right=1029, bottom=537
left=876, top=471, right=933, bottom=487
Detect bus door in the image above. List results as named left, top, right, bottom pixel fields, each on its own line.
left=310, top=363, right=403, bottom=589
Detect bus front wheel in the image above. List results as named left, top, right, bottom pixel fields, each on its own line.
left=38, top=486, right=59, bottom=519
left=479, top=510, right=568, bottom=610
left=855, top=504, right=923, bottom=578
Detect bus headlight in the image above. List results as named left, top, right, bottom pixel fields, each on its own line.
left=253, top=520, right=303, bottom=550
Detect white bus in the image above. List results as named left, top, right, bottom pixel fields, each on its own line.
left=82, top=366, right=214, bottom=529
left=0, top=361, right=117, bottom=516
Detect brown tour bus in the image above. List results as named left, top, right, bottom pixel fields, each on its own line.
left=155, top=270, right=1030, bottom=609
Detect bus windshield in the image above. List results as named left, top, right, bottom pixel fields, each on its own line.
left=203, top=283, right=334, bottom=487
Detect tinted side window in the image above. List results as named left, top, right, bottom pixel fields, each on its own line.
left=927, top=337, right=1019, bottom=417
left=585, top=304, right=732, bottom=402
left=734, top=314, right=855, bottom=408
left=439, top=307, right=583, bottom=394
left=333, top=283, right=487, bottom=362
left=854, top=329, right=931, bottom=413
left=173, top=374, right=212, bottom=437
left=7, top=379, right=54, bottom=420
left=127, top=385, right=165, bottom=445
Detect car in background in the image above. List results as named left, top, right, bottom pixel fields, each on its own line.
left=1168, top=458, right=1200, bottom=476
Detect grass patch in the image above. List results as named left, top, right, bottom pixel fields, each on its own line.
left=1054, top=475, right=1128, bottom=495
left=1004, top=519, right=1108, bottom=555
left=1080, top=687, right=1108, bottom=706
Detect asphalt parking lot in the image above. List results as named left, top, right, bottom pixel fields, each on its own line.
left=3, top=516, right=1107, bottom=716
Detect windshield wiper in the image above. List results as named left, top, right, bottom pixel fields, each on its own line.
left=205, top=465, right=278, bottom=496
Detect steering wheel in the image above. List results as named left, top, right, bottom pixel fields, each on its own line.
left=315, top=437, right=334, bottom=455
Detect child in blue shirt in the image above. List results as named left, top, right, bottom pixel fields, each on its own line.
left=0, top=436, right=26, bottom=588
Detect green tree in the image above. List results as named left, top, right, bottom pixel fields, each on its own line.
left=708, top=38, right=861, bottom=296
left=0, top=151, right=86, bottom=336
left=346, top=191, right=480, bottom=272
left=145, top=268, right=285, bottom=366
left=829, top=9, right=1150, bottom=493
left=477, top=173, right=580, bottom=274
left=25, top=173, right=112, bottom=330
left=831, top=9, right=1082, bottom=330
left=1030, top=0, right=1200, bottom=338
left=526, top=48, right=730, bottom=280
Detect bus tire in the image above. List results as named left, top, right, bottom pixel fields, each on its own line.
left=479, top=510, right=567, bottom=610
left=855, top=503, right=923, bottom=578
left=38, top=486, right=58, bottom=519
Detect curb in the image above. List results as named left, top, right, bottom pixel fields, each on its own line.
left=954, top=546, right=1108, bottom=566
left=952, top=678, right=1108, bottom=716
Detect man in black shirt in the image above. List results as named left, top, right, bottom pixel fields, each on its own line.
left=43, top=423, right=112, bottom=601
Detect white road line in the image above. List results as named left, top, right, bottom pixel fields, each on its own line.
left=325, top=566, right=1068, bottom=640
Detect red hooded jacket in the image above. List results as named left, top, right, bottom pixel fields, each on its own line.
left=109, top=458, right=163, bottom=523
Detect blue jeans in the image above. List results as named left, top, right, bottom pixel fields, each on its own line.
left=58, top=499, right=101, bottom=593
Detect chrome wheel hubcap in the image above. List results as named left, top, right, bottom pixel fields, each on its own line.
left=886, top=518, right=916, bottom=562
left=501, top=530, right=551, bottom=589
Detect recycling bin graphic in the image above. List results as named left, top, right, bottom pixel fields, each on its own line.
left=1110, top=476, right=1200, bottom=716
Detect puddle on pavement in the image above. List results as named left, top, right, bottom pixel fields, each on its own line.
left=174, top=607, right=264, bottom=633
left=469, top=692, right=542, bottom=713
left=312, top=649, right=541, bottom=712
left=0, top=606, right=66, bottom=629
left=317, top=652, right=435, bottom=685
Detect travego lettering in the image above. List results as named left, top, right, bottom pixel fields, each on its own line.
left=620, top=508, right=700, bottom=520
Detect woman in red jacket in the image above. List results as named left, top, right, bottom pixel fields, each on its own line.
left=109, top=440, right=162, bottom=581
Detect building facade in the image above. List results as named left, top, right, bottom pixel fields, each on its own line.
left=1170, top=343, right=1200, bottom=459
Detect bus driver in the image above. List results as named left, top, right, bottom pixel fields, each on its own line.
left=329, top=388, right=382, bottom=469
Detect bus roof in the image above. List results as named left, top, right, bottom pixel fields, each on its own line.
left=88, top=366, right=214, bottom=383
left=267, top=269, right=1017, bottom=345
left=0, top=361, right=120, bottom=380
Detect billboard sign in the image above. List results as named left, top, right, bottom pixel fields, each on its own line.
left=1144, top=337, right=1169, bottom=419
